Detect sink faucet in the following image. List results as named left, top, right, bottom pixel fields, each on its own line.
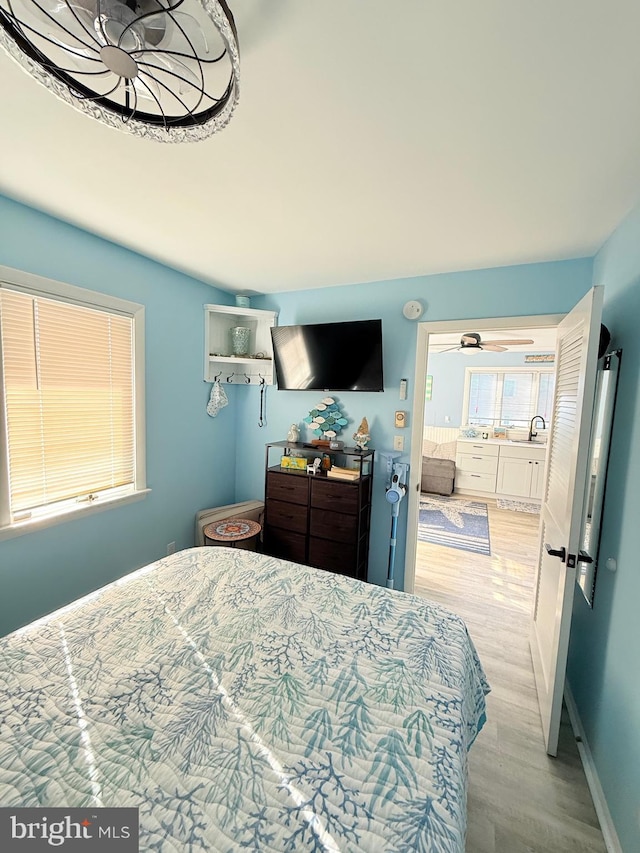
left=529, top=415, right=546, bottom=441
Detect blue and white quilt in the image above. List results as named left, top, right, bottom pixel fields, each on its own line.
left=0, top=547, right=489, bottom=851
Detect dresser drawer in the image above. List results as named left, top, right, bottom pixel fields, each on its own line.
left=264, top=527, right=307, bottom=564
left=266, top=498, right=307, bottom=534
left=456, top=452, right=499, bottom=475
left=310, top=507, right=358, bottom=544
left=308, top=537, right=356, bottom=576
left=266, top=471, right=308, bottom=505
left=455, top=471, right=497, bottom=492
left=311, top=478, right=359, bottom=514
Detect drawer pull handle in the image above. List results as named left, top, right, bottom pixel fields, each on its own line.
left=472, top=456, right=483, bottom=460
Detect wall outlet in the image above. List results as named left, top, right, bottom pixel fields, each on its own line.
left=166, top=541, right=176, bottom=555
left=393, top=435, right=404, bottom=451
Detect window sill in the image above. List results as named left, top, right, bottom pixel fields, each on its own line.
left=0, top=489, right=151, bottom=542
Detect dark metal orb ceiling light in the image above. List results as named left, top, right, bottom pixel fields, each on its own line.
left=0, top=0, right=239, bottom=141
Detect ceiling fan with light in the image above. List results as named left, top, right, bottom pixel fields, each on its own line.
left=0, top=0, right=239, bottom=141
left=440, top=332, right=535, bottom=353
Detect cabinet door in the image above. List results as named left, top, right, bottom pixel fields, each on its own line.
left=497, top=456, right=533, bottom=498
left=530, top=460, right=545, bottom=499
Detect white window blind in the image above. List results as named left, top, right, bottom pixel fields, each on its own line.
left=464, top=367, right=555, bottom=428
left=1, top=287, right=135, bottom=520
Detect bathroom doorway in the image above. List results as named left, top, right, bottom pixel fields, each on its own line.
left=405, top=313, right=562, bottom=597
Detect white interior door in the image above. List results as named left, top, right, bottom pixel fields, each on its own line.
left=530, top=286, right=604, bottom=756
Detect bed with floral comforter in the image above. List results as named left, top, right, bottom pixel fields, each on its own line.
left=0, top=547, right=489, bottom=852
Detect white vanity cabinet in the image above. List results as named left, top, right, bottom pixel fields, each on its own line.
left=455, top=442, right=499, bottom=493
left=455, top=438, right=547, bottom=500
left=496, top=444, right=546, bottom=499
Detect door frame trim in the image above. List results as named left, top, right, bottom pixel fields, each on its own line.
left=405, top=313, right=564, bottom=595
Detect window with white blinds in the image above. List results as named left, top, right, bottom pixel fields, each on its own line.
left=462, top=366, right=555, bottom=428
left=0, top=271, right=145, bottom=530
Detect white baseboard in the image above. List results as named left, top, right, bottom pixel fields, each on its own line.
left=564, top=682, right=623, bottom=853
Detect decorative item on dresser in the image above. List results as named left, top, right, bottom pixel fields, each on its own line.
left=263, top=441, right=374, bottom=580
left=352, top=416, right=371, bottom=450
left=303, top=396, right=348, bottom=444
left=286, top=423, right=300, bottom=443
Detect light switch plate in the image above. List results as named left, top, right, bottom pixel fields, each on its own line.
left=393, top=435, right=404, bottom=451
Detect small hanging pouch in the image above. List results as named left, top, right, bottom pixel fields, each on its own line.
left=207, top=379, right=229, bottom=417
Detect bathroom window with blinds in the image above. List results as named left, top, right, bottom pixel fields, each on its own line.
left=0, top=270, right=146, bottom=532
left=462, top=366, right=555, bottom=428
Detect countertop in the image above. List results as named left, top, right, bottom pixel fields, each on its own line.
left=457, top=436, right=548, bottom=448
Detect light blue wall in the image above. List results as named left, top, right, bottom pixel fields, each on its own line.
left=234, top=259, right=592, bottom=589
left=425, top=351, right=553, bottom=428
left=566, top=202, right=640, bottom=853
left=2, top=188, right=636, bottom=846
left=0, top=195, right=238, bottom=636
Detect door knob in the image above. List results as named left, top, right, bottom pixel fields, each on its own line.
left=545, top=544, right=566, bottom=562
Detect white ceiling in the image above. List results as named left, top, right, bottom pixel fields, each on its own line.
left=2, top=1, right=640, bottom=295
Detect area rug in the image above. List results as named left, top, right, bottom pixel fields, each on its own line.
left=418, top=495, right=491, bottom=555
left=496, top=498, right=540, bottom=514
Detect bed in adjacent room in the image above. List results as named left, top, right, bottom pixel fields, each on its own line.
left=0, top=547, right=489, bottom=852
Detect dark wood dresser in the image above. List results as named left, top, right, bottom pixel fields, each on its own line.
left=263, top=442, right=374, bottom=581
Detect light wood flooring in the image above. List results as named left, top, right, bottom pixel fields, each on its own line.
left=414, top=495, right=607, bottom=853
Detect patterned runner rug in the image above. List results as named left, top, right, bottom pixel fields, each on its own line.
left=496, top=498, right=540, bottom=514
left=418, top=495, right=491, bottom=555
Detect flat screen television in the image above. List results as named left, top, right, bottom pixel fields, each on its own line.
left=270, top=319, right=384, bottom=391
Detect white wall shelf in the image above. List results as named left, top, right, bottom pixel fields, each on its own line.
left=204, top=304, right=278, bottom=385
